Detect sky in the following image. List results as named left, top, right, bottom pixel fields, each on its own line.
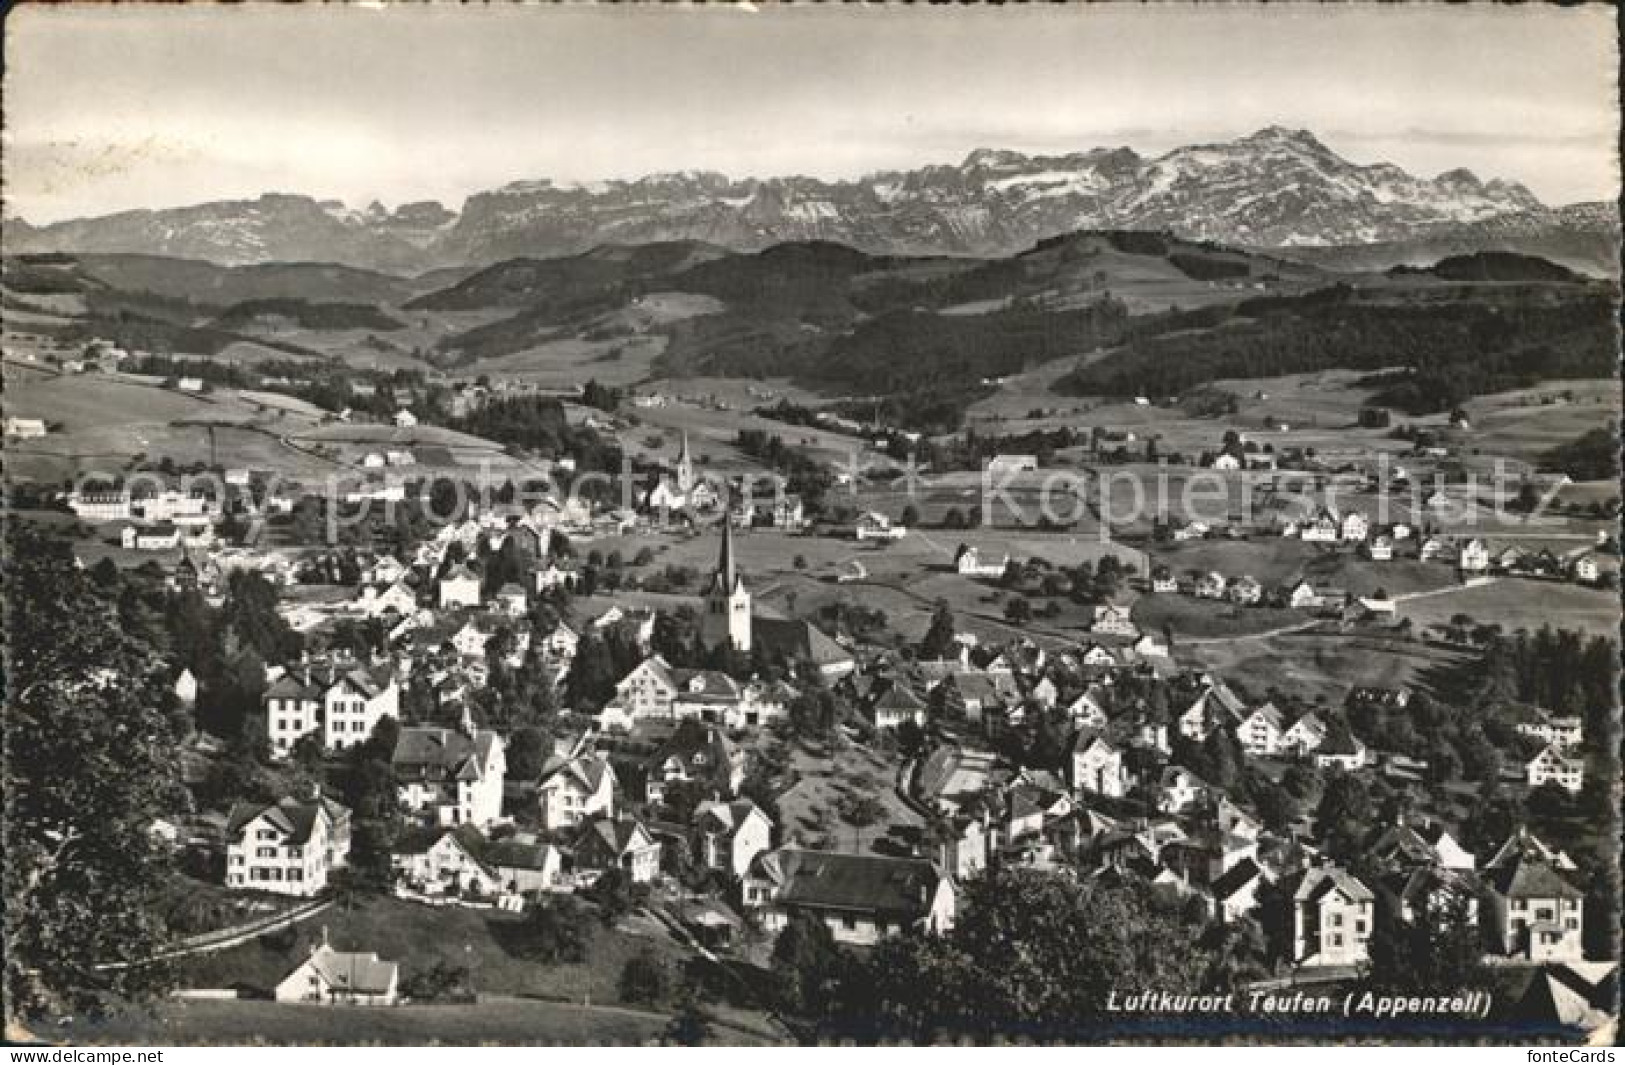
left=4, top=4, right=1618, bottom=223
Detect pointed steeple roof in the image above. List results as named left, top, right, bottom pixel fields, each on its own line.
left=677, top=431, right=692, bottom=464
left=711, top=512, right=742, bottom=596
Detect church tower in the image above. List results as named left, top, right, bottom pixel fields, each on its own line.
left=674, top=432, right=695, bottom=494
left=702, top=513, right=751, bottom=652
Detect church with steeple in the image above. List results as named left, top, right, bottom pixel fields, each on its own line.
left=702, top=513, right=752, bottom=652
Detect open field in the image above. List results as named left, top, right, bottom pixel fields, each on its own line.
left=177, top=895, right=689, bottom=1007
left=50, top=997, right=679, bottom=1046
left=463, top=335, right=667, bottom=389
left=1393, top=577, right=1620, bottom=639
left=1132, top=594, right=1305, bottom=640
left=1178, top=630, right=1476, bottom=705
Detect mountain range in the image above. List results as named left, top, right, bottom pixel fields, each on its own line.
left=5, top=127, right=1617, bottom=274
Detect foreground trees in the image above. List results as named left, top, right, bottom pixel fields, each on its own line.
left=778, top=866, right=1208, bottom=1041
left=5, top=528, right=189, bottom=1017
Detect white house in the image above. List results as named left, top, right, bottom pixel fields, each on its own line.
left=1236, top=704, right=1286, bottom=757
left=1069, top=731, right=1126, bottom=798
left=274, top=940, right=399, bottom=1005
left=1289, top=865, right=1374, bottom=967
left=1526, top=745, right=1584, bottom=793
left=392, top=722, right=507, bottom=828
left=954, top=544, right=1008, bottom=579
left=855, top=511, right=907, bottom=541
left=1459, top=539, right=1491, bottom=574
left=438, top=564, right=482, bottom=609
left=226, top=795, right=351, bottom=897
left=1090, top=603, right=1139, bottom=638
left=393, top=830, right=501, bottom=897
left=743, top=848, right=956, bottom=946
left=694, top=799, right=775, bottom=881
left=537, top=753, right=616, bottom=830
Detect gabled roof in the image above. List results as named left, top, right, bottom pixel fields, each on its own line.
left=300, top=945, right=397, bottom=995
left=753, top=616, right=852, bottom=668
left=1486, top=856, right=1583, bottom=900
left=539, top=752, right=613, bottom=794
left=391, top=727, right=500, bottom=783
left=695, top=798, right=770, bottom=836
left=1293, top=865, right=1374, bottom=904
left=227, top=795, right=350, bottom=844
left=441, top=563, right=479, bottom=583
left=873, top=684, right=926, bottom=715
left=578, top=816, right=656, bottom=859
left=754, top=848, right=945, bottom=918
left=1211, top=857, right=1263, bottom=901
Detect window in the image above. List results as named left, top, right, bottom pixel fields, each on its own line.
left=1331, top=934, right=1343, bottom=948
left=1355, top=920, right=1367, bottom=935
left=1330, top=913, right=1343, bottom=927
left=257, top=847, right=277, bottom=858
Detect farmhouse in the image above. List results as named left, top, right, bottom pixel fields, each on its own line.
left=4, top=416, right=47, bottom=438
left=275, top=940, right=399, bottom=1006
left=985, top=454, right=1038, bottom=475
left=954, top=544, right=1009, bottom=579
left=856, top=511, right=908, bottom=541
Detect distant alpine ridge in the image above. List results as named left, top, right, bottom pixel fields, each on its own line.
left=7, top=127, right=1616, bottom=273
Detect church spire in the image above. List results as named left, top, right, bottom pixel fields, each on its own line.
left=715, top=508, right=738, bottom=594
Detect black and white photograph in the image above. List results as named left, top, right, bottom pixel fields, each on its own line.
left=2, top=2, right=1620, bottom=1048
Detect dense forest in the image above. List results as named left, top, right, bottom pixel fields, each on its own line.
left=1541, top=425, right=1620, bottom=480
left=1056, top=285, right=1616, bottom=412
left=211, top=298, right=404, bottom=332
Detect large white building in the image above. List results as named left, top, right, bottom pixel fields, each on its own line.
left=393, top=719, right=507, bottom=828
left=226, top=795, right=351, bottom=897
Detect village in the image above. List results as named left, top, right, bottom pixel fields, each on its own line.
left=9, top=356, right=1609, bottom=1040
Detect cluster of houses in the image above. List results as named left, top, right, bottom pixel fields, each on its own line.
left=129, top=427, right=1601, bottom=995
left=895, top=652, right=1594, bottom=971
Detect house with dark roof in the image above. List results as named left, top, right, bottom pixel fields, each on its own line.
left=226, top=794, right=351, bottom=897
left=694, top=798, right=774, bottom=881
left=1482, top=850, right=1584, bottom=963
left=753, top=616, right=856, bottom=679
left=644, top=723, right=744, bottom=805
left=1210, top=857, right=1265, bottom=924
left=743, top=848, right=956, bottom=946
left=392, top=720, right=507, bottom=828
left=575, top=816, right=661, bottom=884
left=537, top=752, right=616, bottom=831
left=392, top=828, right=501, bottom=898
left=868, top=683, right=927, bottom=730
left=486, top=833, right=569, bottom=895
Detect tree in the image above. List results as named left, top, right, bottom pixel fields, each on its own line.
left=773, top=911, right=846, bottom=1016
left=900, top=504, right=920, bottom=528
left=6, top=528, right=189, bottom=1015
left=506, top=726, right=550, bottom=781
left=517, top=896, right=596, bottom=963
left=619, top=947, right=671, bottom=1006
left=859, top=867, right=1205, bottom=1041
left=1003, top=596, right=1033, bottom=624
left=563, top=628, right=617, bottom=710
left=917, top=600, right=957, bottom=661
